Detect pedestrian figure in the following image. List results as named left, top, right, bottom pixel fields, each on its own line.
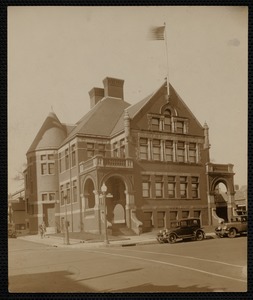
left=39, top=222, right=46, bottom=238
left=39, top=224, right=44, bottom=238
left=42, top=221, right=47, bottom=238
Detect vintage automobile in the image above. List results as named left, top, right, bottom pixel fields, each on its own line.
left=157, top=218, right=205, bottom=244
left=215, top=215, right=247, bottom=238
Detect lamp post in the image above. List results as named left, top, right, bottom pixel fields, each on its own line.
left=101, top=183, right=113, bottom=245
left=63, top=195, right=70, bottom=245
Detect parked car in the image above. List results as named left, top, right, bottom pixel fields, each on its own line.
left=157, top=218, right=205, bottom=244
left=215, top=215, right=247, bottom=238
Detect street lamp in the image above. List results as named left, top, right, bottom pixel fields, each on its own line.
left=101, top=183, right=112, bottom=245
left=63, top=195, right=70, bottom=245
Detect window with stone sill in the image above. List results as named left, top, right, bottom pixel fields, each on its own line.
left=168, top=176, right=176, bottom=198
left=191, top=176, right=199, bottom=198
left=165, top=140, right=173, bottom=161
left=65, top=149, right=69, bottom=169
left=176, top=121, right=184, bottom=134
left=71, top=145, right=76, bottom=166
left=151, top=117, right=160, bottom=131
left=189, top=143, right=197, bottom=163
left=155, top=175, right=163, bottom=198
left=87, top=143, right=95, bottom=158
left=152, top=139, right=161, bottom=161
left=142, top=175, right=151, bottom=198
left=180, top=176, right=188, bottom=198
left=140, top=138, right=148, bottom=160
left=177, top=141, right=185, bottom=162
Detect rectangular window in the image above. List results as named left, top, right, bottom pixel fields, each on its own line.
left=165, top=140, right=173, bottom=161
left=177, top=141, right=185, bottom=162
left=191, top=177, right=199, bottom=198
left=142, top=175, right=150, bottom=198
left=119, top=139, right=125, bottom=158
left=176, top=121, right=184, bottom=133
left=65, top=149, right=69, bottom=169
left=155, top=176, right=163, bottom=198
left=164, top=116, right=171, bottom=132
left=98, top=144, right=106, bottom=156
left=49, top=193, right=55, bottom=201
left=71, top=145, right=76, bottom=166
left=189, top=143, right=197, bottom=163
left=151, top=117, right=160, bottom=131
left=66, top=183, right=71, bottom=204
left=152, top=139, right=161, bottom=161
left=140, top=138, right=148, bottom=160
left=180, top=176, right=188, bottom=198
left=168, top=176, right=176, bottom=198
left=182, top=211, right=189, bottom=218
left=48, top=163, right=55, bottom=174
left=41, top=155, right=47, bottom=161
left=60, top=190, right=64, bottom=206
left=73, top=180, right=77, bottom=203
left=41, top=163, right=47, bottom=175
left=87, top=143, right=94, bottom=158
left=59, top=153, right=62, bottom=173
left=48, top=154, right=54, bottom=160
left=113, top=142, right=118, bottom=158
left=42, top=193, right=47, bottom=201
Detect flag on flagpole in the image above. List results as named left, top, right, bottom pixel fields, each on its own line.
left=149, top=25, right=165, bottom=40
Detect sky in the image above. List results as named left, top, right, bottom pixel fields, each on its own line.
left=8, top=6, right=248, bottom=193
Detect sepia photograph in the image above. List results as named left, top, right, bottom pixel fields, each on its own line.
left=8, top=6, right=248, bottom=293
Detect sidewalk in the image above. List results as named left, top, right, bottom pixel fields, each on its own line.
left=17, top=227, right=216, bottom=249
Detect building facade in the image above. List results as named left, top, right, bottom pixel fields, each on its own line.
left=24, top=77, right=237, bottom=235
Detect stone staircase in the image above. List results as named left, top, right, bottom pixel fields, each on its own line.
left=111, top=223, right=136, bottom=236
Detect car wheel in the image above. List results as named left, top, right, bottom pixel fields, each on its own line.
left=195, top=230, right=204, bottom=241
left=228, top=228, right=237, bottom=238
left=168, top=233, right=177, bottom=244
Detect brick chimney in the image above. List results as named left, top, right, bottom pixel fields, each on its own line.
left=89, top=87, right=104, bottom=108
left=103, top=77, right=124, bottom=100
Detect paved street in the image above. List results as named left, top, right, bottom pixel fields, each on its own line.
left=8, top=236, right=247, bottom=292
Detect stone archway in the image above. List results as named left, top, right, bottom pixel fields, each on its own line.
left=83, top=178, right=95, bottom=209
left=206, top=163, right=236, bottom=225
left=213, top=182, right=228, bottom=222
left=103, top=176, right=127, bottom=226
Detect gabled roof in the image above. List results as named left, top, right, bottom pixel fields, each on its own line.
left=27, top=112, right=67, bottom=154
left=111, top=83, right=165, bottom=136
left=61, top=97, right=130, bottom=145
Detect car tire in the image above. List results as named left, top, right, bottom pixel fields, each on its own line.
left=195, top=230, right=204, bottom=241
left=228, top=228, right=237, bottom=238
left=168, top=233, right=177, bottom=244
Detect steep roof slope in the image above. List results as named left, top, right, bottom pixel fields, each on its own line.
left=27, top=112, right=67, bottom=153
left=61, top=97, right=130, bottom=145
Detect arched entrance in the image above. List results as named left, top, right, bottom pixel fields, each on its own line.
left=103, top=176, right=126, bottom=226
left=206, top=163, right=236, bottom=225
left=83, top=178, right=95, bottom=209
left=214, top=182, right=228, bottom=221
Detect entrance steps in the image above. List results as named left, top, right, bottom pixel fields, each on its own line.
left=112, top=224, right=136, bottom=236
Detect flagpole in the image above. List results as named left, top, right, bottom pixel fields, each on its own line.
left=163, top=22, right=170, bottom=99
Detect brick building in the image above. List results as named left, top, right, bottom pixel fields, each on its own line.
left=24, top=77, right=236, bottom=234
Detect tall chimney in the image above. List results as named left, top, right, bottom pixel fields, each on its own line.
left=103, top=77, right=124, bottom=100
left=89, top=87, right=104, bottom=108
